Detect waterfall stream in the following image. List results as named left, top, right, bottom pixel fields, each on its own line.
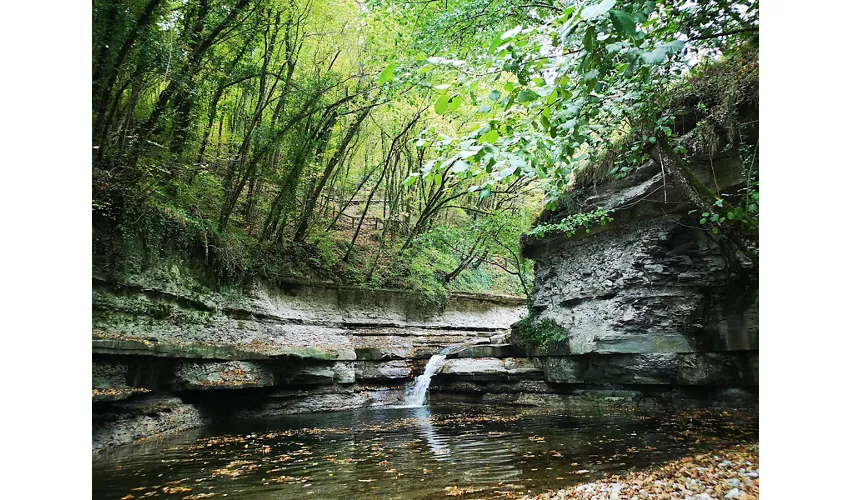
left=402, top=354, right=447, bottom=407
left=401, top=341, right=485, bottom=407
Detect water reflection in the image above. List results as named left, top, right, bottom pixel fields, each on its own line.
left=93, top=404, right=758, bottom=500
left=409, top=405, right=451, bottom=460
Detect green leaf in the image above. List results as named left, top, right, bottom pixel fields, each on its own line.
left=500, top=25, right=522, bottom=41
left=610, top=10, right=636, bottom=37
left=480, top=129, right=499, bottom=144
left=582, top=26, right=596, bottom=53
left=449, top=96, right=462, bottom=111
left=377, top=63, right=397, bottom=85
left=434, top=94, right=451, bottom=115
left=488, top=90, right=502, bottom=101
left=699, top=218, right=707, bottom=225
left=504, top=82, right=516, bottom=92
left=403, top=174, right=419, bottom=187
left=451, top=160, right=470, bottom=174
left=517, top=90, right=538, bottom=103
left=488, top=36, right=504, bottom=55
left=583, top=69, right=599, bottom=81
left=581, top=0, right=615, bottom=20
left=641, top=40, right=685, bottom=64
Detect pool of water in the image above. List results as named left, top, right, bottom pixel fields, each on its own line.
left=92, top=403, right=757, bottom=499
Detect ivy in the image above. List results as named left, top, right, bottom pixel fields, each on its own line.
left=526, top=209, right=614, bottom=239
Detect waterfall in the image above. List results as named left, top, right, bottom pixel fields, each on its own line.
left=403, top=354, right=447, bottom=407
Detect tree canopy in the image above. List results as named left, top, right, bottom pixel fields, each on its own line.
left=92, top=0, right=759, bottom=304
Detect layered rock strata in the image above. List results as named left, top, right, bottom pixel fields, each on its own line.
left=471, top=144, right=761, bottom=407
left=92, top=277, right=524, bottom=451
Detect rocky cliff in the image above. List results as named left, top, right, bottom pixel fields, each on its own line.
left=428, top=127, right=759, bottom=401
left=425, top=146, right=758, bottom=408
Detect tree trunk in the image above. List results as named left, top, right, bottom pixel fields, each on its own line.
left=293, top=106, right=370, bottom=241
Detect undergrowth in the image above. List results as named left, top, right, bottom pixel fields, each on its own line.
left=93, top=198, right=523, bottom=310
left=514, top=316, right=569, bottom=351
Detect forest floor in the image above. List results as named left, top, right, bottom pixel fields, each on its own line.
left=521, top=443, right=759, bottom=500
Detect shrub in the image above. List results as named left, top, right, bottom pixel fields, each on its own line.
left=514, top=316, right=568, bottom=351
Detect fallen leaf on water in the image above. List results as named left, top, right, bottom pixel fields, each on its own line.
left=162, top=485, right=192, bottom=494
left=445, top=485, right=485, bottom=496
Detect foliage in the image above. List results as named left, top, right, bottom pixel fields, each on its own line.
left=92, top=0, right=759, bottom=301
left=527, top=208, right=613, bottom=239
left=513, top=316, right=568, bottom=351
left=391, top=0, right=758, bottom=254
left=92, top=0, right=539, bottom=300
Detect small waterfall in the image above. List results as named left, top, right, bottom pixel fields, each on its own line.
left=403, top=354, right=447, bottom=407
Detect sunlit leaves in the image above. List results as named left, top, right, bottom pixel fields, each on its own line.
left=403, top=173, right=419, bottom=187
left=480, top=130, right=499, bottom=144
left=641, top=40, right=685, bottom=64
left=377, top=62, right=397, bottom=85
left=580, top=0, right=616, bottom=20
left=434, top=94, right=451, bottom=115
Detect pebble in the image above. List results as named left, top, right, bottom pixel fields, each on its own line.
left=521, top=444, right=759, bottom=500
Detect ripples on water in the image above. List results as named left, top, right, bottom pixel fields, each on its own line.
left=92, top=404, right=758, bottom=499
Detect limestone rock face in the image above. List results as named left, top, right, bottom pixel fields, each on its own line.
left=354, top=360, right=412, bottom=381
left=92, top=278, right=526, bottom=452
left=519, top=149, right=758, bottom=390
left=173, top=361, right=276, bottom=390
left=439, top=358, right=542, bottom=380
left=529, top=217, right=757, bottom=355
left=92, top=275, right=524, bottom=356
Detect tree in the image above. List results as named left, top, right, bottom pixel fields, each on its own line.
left=395, top=0, right=759, bottom=263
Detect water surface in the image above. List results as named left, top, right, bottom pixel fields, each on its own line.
left=93, top=403, right=757, bottom=499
